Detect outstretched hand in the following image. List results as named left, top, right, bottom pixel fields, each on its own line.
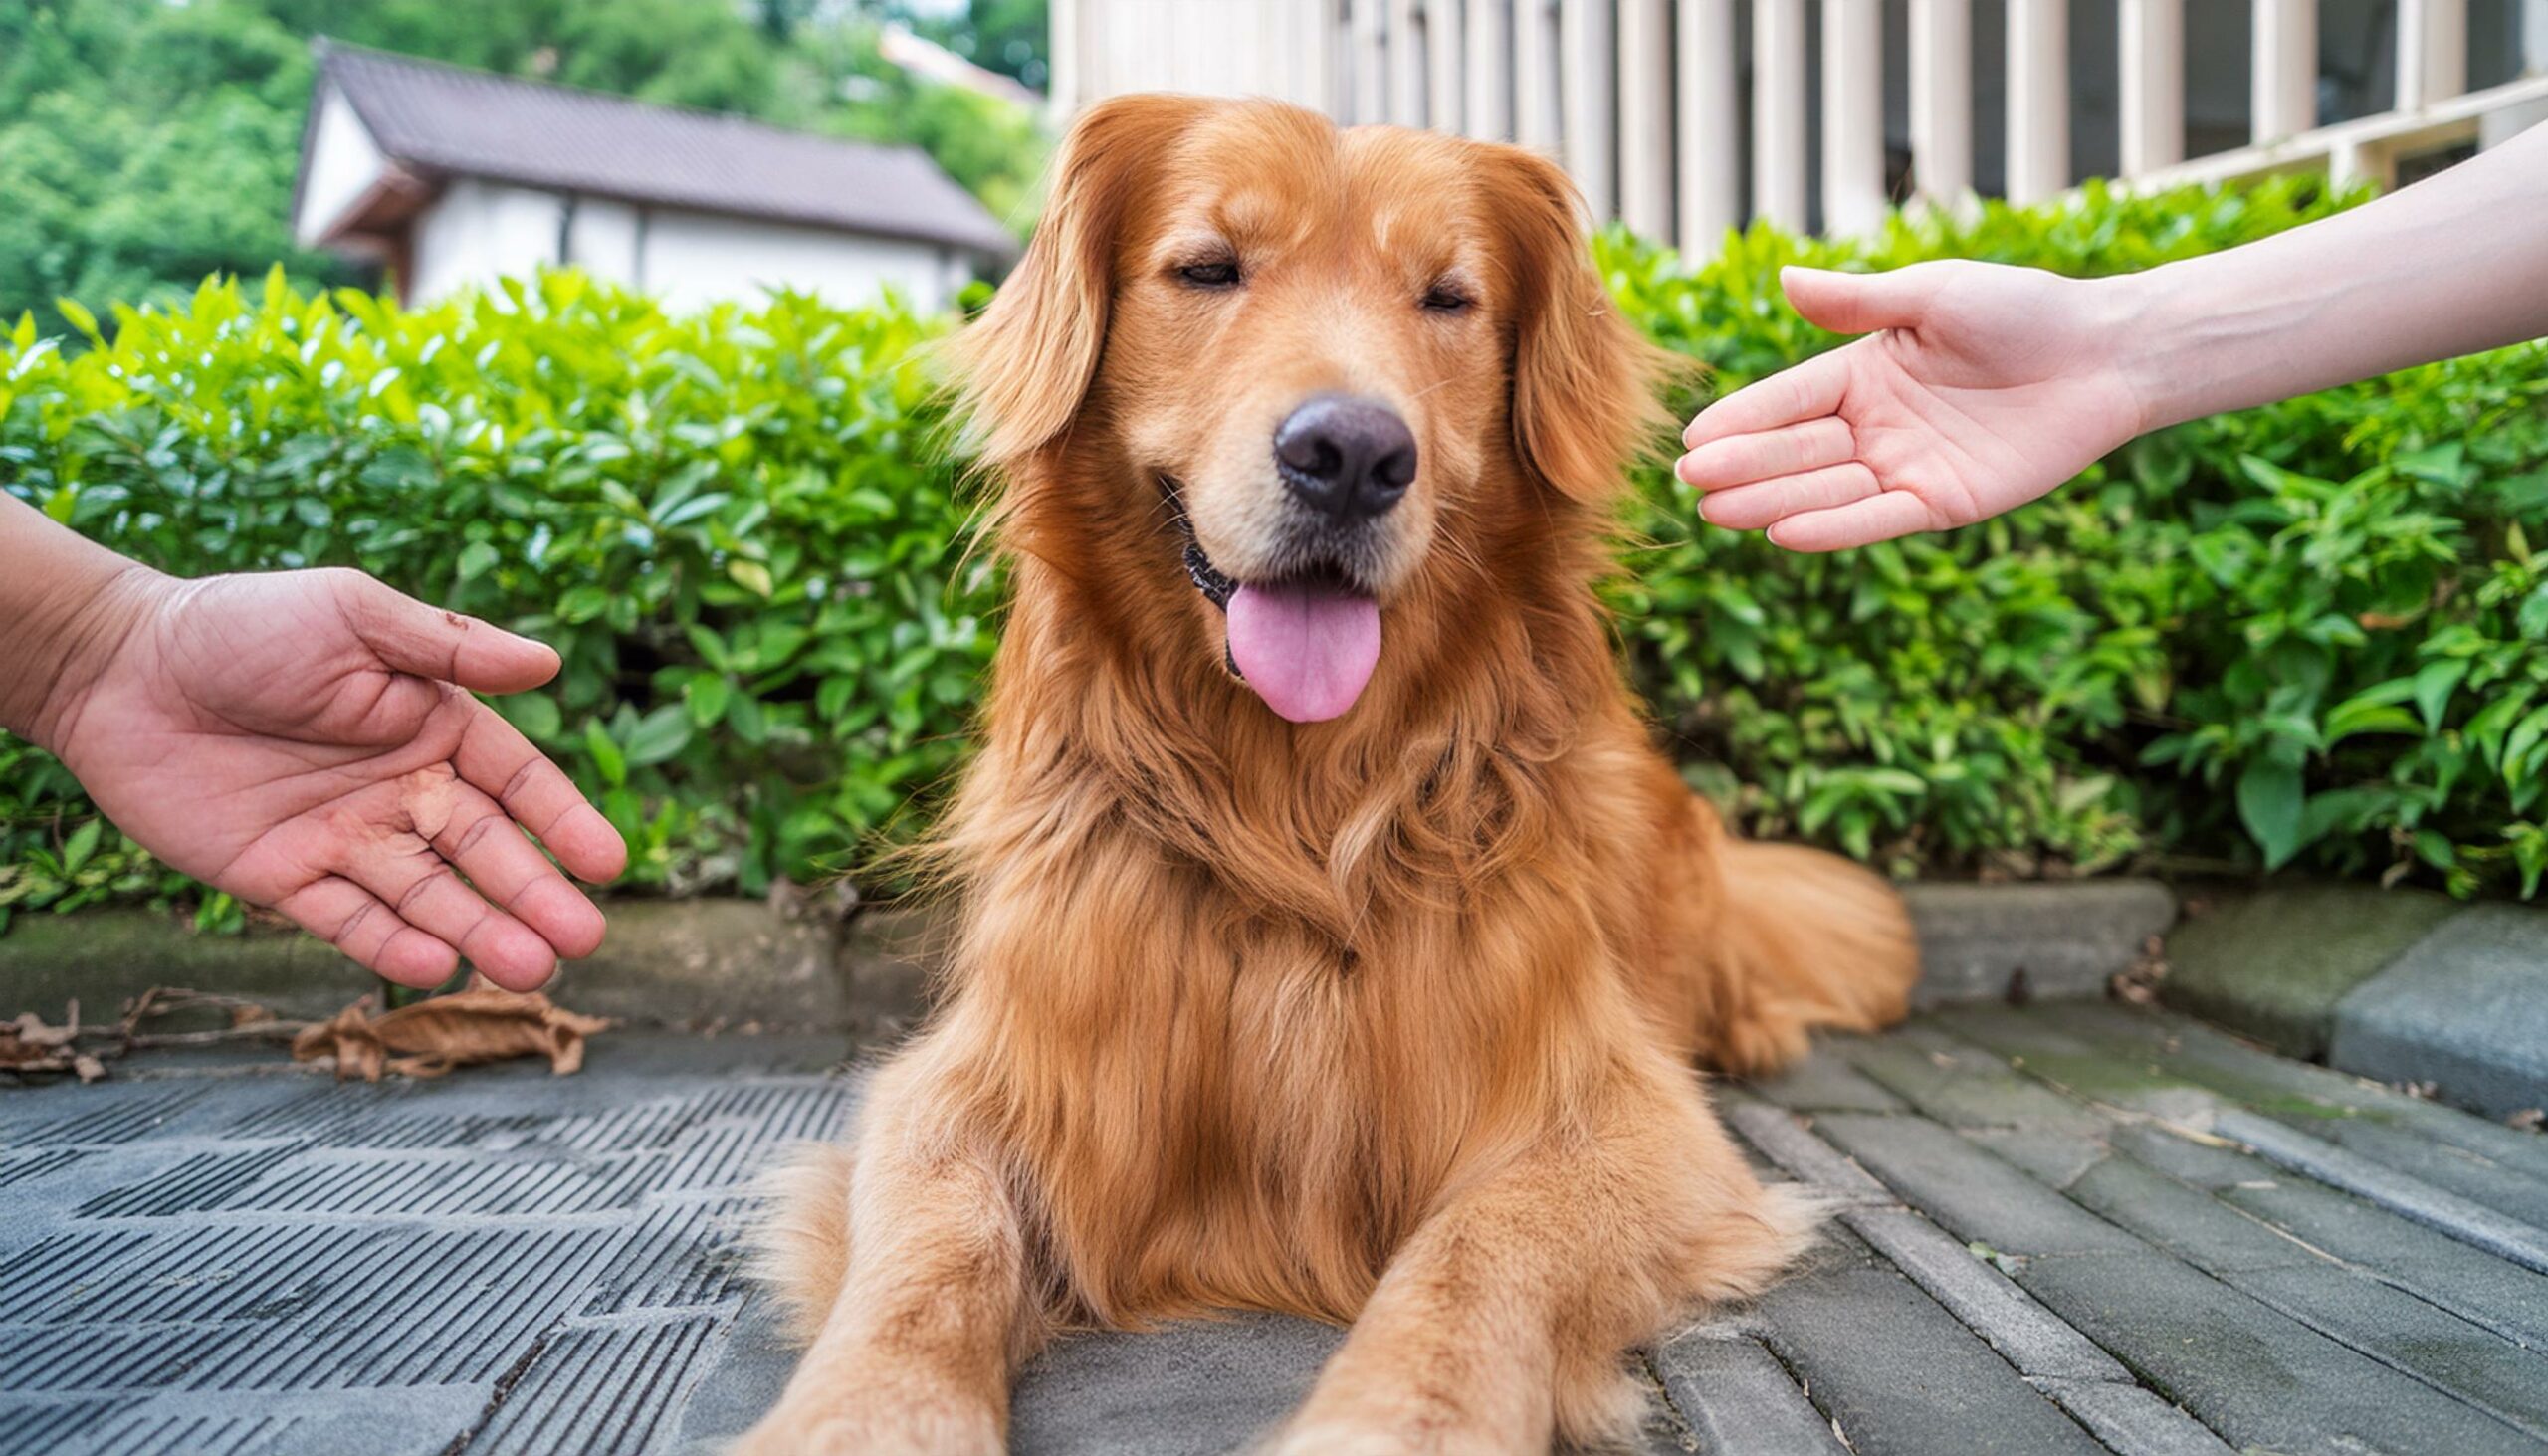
left=37, top=568, right=625, bottom=989
left=1677, top=262, right=2150, bottom=551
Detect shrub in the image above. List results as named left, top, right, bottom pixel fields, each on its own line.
left=3, top=174, right=2544, bottom=933
left=1607, top=177, right=2548, bottom=897
left=1, top=271, right=991, bottom=929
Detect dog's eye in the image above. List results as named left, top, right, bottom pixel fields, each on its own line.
left=1176, top=259, right=1242, bottom=290
left=1420, top=283, right=1474, bottom=313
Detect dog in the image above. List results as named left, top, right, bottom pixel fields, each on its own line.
left=737, top=95, right=1919, bottom=1454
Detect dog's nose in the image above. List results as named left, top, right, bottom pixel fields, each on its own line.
left=1274, top=395, right=1416, bottom=522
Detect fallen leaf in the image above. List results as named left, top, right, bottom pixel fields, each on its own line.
left=292, top=975, right=610, bottom=1083
left=0, top=1003, right=99, bottom=1080
left=2509, top=1108, right=2545, bottom=1133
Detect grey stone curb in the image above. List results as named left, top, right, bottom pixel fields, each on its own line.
left=2160, top=888, right=2548, bottom=1121
left=0, top=900, right=939, bottom=1041
left=2207, top=1109, right=2548, bottom=1276
left=3, top=879, right=2182, bottom=1031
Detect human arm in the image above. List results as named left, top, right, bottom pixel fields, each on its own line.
left=0, top=491, right=626, bottom=988
left=1677, top=120, right=2548, bottom=551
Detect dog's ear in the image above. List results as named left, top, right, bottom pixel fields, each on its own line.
left=949, top=94, right=1210, bottom=469
left=1488, top=147, right=1681, bottom=507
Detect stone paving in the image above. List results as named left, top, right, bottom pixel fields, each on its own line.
left=2, top=1005, right=2545, bottom=1454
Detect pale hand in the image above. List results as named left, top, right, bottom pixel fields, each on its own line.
left=38, top=568, right=626, bottom=989
left=1677, top=262, right=2150, bottom=551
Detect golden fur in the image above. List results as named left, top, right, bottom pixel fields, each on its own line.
left=737, top=96, right=1918, bottom=1454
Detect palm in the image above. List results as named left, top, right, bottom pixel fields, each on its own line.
left=50, top=571, right=624, bottom=988
left=1679, top=262, right=2143, bottom=550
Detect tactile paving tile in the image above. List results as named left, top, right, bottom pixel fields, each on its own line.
left=0, top=1398, right=131, bottom=1454
left=467, top=1315, right=719, bottom=1456
left=0, top=1147, right=85, bottom=1189
left=172, top=1222, right=632, bottom=1391
left=181, top=1147, right=657, bottom=1218
left=78, top=1410, right=296, bottom=1456
left=693, top=1082, right=855, bottom=1144
left=581, top=1194, right=760, bottom=1316
left=34, top=1221, right=390, bottom=1326
left=5, top=1086, right=211, bottom=1148
left=0, top=1228, right=157, bottom=1312
left=77, top=1144, right=308, bottom=1218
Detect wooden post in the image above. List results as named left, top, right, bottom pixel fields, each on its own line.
left=1465, top=0, right=1512, bottom=139
left=2251, top=0, right=2316, bottom=143
left=1561, top=0, right=1618, bottom=220
left=2399, top=0, right=2468, bottom=110
left=1821, top=0, right=1887, bottom=235
left=1678, top=0, right=1741, bottom=249
left=2119, top=0, right=2185, bottom=173
left=1428, top=0, right=1466, bottom=132
left=1516, top=0, right=1563, bottom=149
left=1389, top=0, right=1429, bottom=127
left=2005, top=0, right=2069, bottom=204
left=1907, top=0, right=1974, bottom=204
left=1618, top=0, right=1675, bottom=240
left=1350, top=0, right=1389, bottom=124
left=1752, top=0, right=1809, bottom=231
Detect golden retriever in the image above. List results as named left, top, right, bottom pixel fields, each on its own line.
left=738, top=95, right=1919, bottom=1454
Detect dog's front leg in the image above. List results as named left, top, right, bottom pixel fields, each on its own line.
left=1271, top=1071, right=1805, bottom=1455
left=735, top=1094, right=1036, bottom=1455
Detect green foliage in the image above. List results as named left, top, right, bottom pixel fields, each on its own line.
left=4, top=173, right=2546, bottom=932
left=1603, top=176, right=2548, bottom=896
left=2, top=270, right=991, bottom=922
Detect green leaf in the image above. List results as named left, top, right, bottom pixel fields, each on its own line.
left=685, top=674, right=732, bottom=727
left=624, top=705, right=694, bottom=767
left=584, top=720, right=627, bottom=789
left=2412, top=660, right=2467, bottom=732
left=455, top=542, right=500, bottom=583
left=61, top=819, right=102, bottom=878
left=500, top=692, right=562, bottom=741
left=2237, top=762, right=2306, bottom=870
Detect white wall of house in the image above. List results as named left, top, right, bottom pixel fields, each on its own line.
left=396, top=177, right=964, bottom=312
left=638, top=209, right=962, bottom=314
left=294, top=84, right=389, bottom=244
left=409, top=179, right=570, bottom=304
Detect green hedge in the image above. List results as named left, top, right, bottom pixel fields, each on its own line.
left=5, top=175, right=2546, bottom=933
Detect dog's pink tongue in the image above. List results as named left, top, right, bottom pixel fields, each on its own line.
left=1226, top=581, right=1381, bottom=724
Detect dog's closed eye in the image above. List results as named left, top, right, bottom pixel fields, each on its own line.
left=1419, top=279, right=1474, bottom=314
left=1177, top=258, right=1242, bottom=290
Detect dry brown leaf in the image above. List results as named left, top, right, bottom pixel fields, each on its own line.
left=292, top=975, right=610, bottom=1083
left=1, top=1002, right=101, bottom=1080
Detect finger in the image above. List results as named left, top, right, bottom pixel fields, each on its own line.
left=1766, top=491, right=1938, bottom=552
left=427, top=778, right=610, bottom=961
left=1681, top=348, right=1852, bottom=449
left=1697, top=464, right=1881, bottom=531
left=277, top=876, right=461, bottom=989
left=453, top=702, right=629, bottom=884
left=1780, top=264, right=1932, bottom=335
left=348, top=841, right=560, bottom=992
left=1677, top=417, right=1857, bottom=492
left=336, top=570, right=561, bottom=694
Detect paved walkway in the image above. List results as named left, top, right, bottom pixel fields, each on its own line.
left=2, top=1005, right=2544, bottom=1454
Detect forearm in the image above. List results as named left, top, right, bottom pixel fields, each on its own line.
left=0, top=492, right=160, bottom=748
left=2116, top=122, right=2548, bottom=431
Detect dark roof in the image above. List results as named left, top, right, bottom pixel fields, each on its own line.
left=310, top=41, right=1017, bottom=258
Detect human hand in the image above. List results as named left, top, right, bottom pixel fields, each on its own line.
left=29, top=568, right=626, bottom=989
left=1676, top=262, right=2150, bottom=550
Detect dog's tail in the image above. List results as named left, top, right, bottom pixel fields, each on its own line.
left=1703, top=835, right=1921, bottom=1076
left=745, top=1142, right=856, bottom=1345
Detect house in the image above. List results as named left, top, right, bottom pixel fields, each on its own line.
left=291, top=42, right=1017, bottom=313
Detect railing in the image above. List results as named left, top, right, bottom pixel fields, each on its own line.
left=1049, top=0, right=2548, bottom=250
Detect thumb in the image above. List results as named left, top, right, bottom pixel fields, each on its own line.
left=338, top=571, right=560, bottom=694
left=1781, top=264, right=1932, bottom=336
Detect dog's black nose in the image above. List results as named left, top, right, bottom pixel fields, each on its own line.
left=1274, top=395, right=1416, bottom=522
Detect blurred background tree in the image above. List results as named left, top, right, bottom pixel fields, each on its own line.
left=0, top=0, right=1050, bottom=338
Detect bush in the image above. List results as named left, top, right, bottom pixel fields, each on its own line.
left=4, top=174, right=2545, bottom=932
left=2, top=271, right=990, bottom=928
left=1607, top=177, right=2548, bottom=897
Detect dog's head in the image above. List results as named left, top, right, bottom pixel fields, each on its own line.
left=953, top=96, right=1668, bottom=726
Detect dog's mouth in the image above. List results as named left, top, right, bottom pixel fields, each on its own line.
left=1162, top=475, right=1382, bottom=725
